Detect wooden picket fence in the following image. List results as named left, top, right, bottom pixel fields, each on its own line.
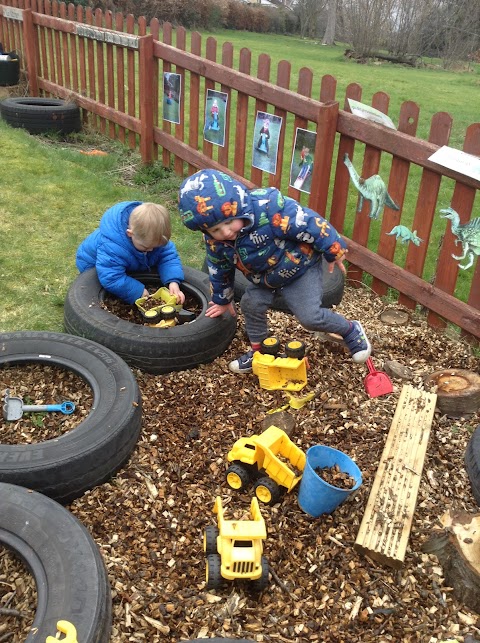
left=1, top=0, right=479, bottom=340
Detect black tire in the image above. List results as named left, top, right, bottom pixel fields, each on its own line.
left=0, top=58, right=20, bottom=86
left=64, top=267, right=237, bottom=375
left=226, top=463, right=252, bottom=490
left=206, top=553, right=224, bottom=589
left=0, top=97, right=81, bottom=134
left=0, top=331, right=142, bottom=504
left=204, top=525, right=219, bottom=555
left=250, top=556, right=269, bottom=593
left=260, top=337, right=280, bottom=356
left=285, top=340, right=305, bottom=359
left=465, top=425, right=480, bottom=506
left=202, top=257, right=344, bottom=312
left=0, top=482, right=111, bottom=642
left=254, top=476, right=283, bottom=505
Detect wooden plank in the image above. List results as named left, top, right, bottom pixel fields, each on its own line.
left=187, top=31, right=201, bottom=176
left=95, top=8, right=105, bottom=134
left=115, top=11, right=125, bottom=144
left=126, top=12, right=135, bottom=149
left=202, top=36, right=216, bottom=164
left=428, top=122, right=480, bottom=329
left=328, top=83, right=362, bottom=233
left=233, top=47, right=251, bottom=178
left=174, top=26, right=186, bottom=177
left=355, top=384, right=437, bottom=568
left=372, top=100, right=419, bottom=297
left=251, top=52, right=271, bottom=187
left=287, top=67, right=312, bottom=201
left=398, top=112, right=452, bottom=309
left=349, top=92, right=389, bottom=286
left=270, top=59, right=290, bottom=190
left=217, top=41, right=233, bottom=173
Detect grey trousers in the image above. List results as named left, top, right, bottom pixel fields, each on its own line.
left=240, top=261, right=351, bottom=344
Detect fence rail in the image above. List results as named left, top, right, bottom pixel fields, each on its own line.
left=1, top=0, right=479, bottom=340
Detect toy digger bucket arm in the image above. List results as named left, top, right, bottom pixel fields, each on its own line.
left=213, top=496, right=224, bottom=523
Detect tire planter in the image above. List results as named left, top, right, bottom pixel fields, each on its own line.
left=202, top=258, right=345, bottom=312
left=0, top=331, right=142, bottom=504
left=0, top=482, right=112, bottom=642
left=0, top=56, right=20, bottom=86
left=465, top=424, right=480, bottom=506
left=424, top=369, right=480, bottom=418
left=64, top=266, right=237, bottom=375
left=0, top=97, right=81, bottom=134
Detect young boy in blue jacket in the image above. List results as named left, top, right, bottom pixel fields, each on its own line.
left=76, top=201, right=185, bottom=305
left=178, top=169, right=371, bottom=373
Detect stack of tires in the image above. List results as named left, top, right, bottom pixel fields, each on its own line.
left=0, top=96, right=82, bottom=134
left=0, top=331, right=143, bottom=641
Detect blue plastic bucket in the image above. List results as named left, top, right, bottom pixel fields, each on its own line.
left=298, top=445, right=362, bottom=517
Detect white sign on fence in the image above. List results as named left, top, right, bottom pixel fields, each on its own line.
left=428, top=145, right=480, bottom=183
left=2, top=7, right=23, bottom=21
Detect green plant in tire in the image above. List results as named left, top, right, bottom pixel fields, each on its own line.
left=225, top=425, right=306, bottom=505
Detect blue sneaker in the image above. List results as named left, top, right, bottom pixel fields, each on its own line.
left=343, top=321, right=371, bottom=363
left=229, top=350, right=254, bottom=374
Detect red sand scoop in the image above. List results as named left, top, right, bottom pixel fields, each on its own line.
left=364, top=358, right=393, bottom=398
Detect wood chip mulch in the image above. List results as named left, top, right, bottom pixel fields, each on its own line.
left=1, top=283, right=480, bottom=643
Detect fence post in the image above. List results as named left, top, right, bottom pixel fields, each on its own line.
left=309, top=100, right=339, bottom=216
left=22, top=8, right=39, bottom=95
left=139, top=33, right=154, bottom=165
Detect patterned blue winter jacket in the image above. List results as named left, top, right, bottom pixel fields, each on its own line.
left=178, top=169, right=347, bottom=305
left=76, top=201, right=184, bottom=304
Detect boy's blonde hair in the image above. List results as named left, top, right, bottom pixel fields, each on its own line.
left=128, top=203, right=171, bottom=247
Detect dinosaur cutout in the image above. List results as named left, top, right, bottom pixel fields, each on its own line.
left=386, top=225, right=423, bottom=246
left=343, top=153, right=400, bottom=220
left=440, top=207, right=480, bottom=270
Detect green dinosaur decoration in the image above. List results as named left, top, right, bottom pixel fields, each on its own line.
left=386, top=225, right=423, bottom=246
left=343, top=153, right=400, bottom=220
left=440, top=207, right=480, bottom=270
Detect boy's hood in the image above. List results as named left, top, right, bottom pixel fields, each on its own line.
left=178, top=169, right=254, bottom=232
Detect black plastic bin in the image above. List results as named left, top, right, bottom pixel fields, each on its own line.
left=0, top=54, right=20, bottom=86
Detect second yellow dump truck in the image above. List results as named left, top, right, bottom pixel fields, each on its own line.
left=226, top=425, right=306, bottom=505
left=204, top=496, right=269, bottom=592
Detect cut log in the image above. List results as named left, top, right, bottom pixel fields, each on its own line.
left=355, top=384, right=437, bottom=568
left=422, top=509, right=480, bottom=614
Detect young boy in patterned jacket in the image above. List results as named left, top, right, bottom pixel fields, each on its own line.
left=178, top=169, right=371, bottom=373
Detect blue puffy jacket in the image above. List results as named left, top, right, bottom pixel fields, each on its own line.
left=76, top=201, right=184, bottom=303
left=178, top=169, right=346, bottom=305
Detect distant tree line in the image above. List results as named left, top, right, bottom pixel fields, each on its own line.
left=85, top=0, right=480, bottom=67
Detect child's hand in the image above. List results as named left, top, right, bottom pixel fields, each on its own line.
left=168, top=282, right=185, bottom=305
left=205, top=302, right=236, bottom=318
left=328, top=253, right=347, bottom=275
left=142, top=288, right=150, bottom=298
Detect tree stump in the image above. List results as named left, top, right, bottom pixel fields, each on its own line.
left=422, top=509, right=480, bottom=614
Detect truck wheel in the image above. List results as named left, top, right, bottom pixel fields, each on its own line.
left=254, top=477, right=282, bottom=505
left=260, top=337, right=280, bottom=356
left=226, top=463, right=251, bottom=490
left=204, top=526, right=219, bottom=555
left=285, top=340, right=305, bottom=359
left=206, top=554, right=223, bottom=589
left=250, top=556, right=269, bottom=593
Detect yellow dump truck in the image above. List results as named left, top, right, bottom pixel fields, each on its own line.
left=204, top=496, right=269, bottom=592
left=226, top=425, right=307, bottom=505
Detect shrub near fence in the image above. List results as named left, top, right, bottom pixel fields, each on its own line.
left=0, top=0, right=479, bottom=340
